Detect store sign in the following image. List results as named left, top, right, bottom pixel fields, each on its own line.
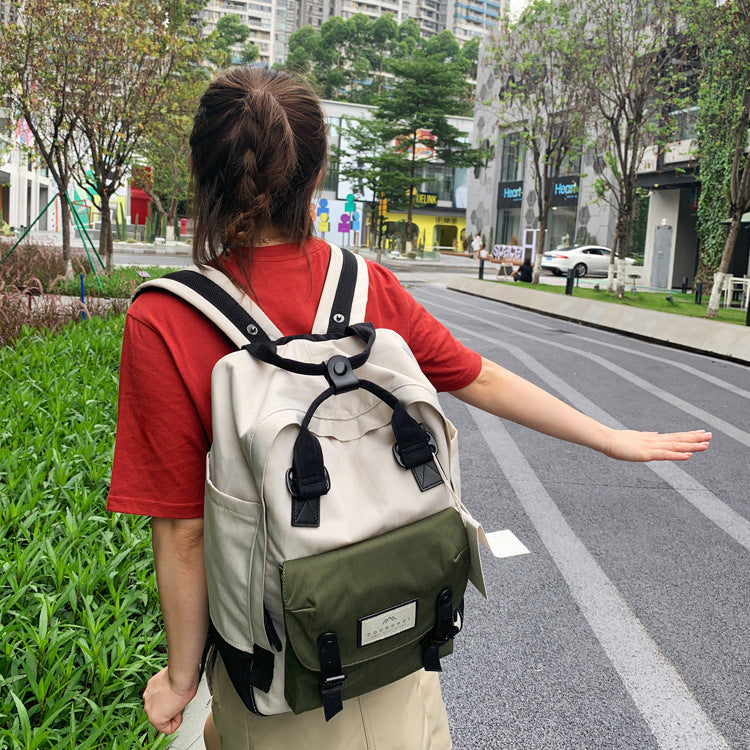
left=497, top=181, right=524, bottom=208
left=551, top=177, right=580, bottom=206
left=407, top=188, right=438, bottom=206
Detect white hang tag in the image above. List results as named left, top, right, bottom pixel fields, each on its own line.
left=462, top=512, right=488, bottom=599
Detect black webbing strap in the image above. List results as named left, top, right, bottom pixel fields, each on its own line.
left=422, top=588, right=459, bottom=672
left=210, top=622, right=275, bottom=715
left=287, top=426, right=329, bottom=527
left=246, top=322, right=375, bottom=375
left=317, top=632, right=346, bottom=721
left=326, top=248, right=359, bottom=335
left=286, top=377, right=443, bottom=526
left=136, top=269, right=271, bottom=345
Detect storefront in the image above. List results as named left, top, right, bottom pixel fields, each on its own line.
left=547, top=176, right=580, bottom=251
left=379, top=205, right=466, bottom=256
left=495, top=180, right=523, bottom=245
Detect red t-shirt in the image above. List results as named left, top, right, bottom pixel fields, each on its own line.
left=107, top=239, right=481, bottom=518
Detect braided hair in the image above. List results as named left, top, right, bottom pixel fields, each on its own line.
left=189, top=66, right=328, bottom=265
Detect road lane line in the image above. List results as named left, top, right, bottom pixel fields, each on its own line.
left=468, top=406, right=729, bottom=750
left=420, top=296, right=750, bottom=449
left=416, top=287, right=750, bottom=400
left=441, top=318, right=750, bottom=554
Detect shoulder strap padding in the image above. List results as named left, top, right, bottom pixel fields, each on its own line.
left=312, top=244, right=369, bottom=334
left=134, top=265, right=282, bottom=348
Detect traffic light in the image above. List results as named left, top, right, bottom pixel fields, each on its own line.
left=378, top=195, right=388, bottom=217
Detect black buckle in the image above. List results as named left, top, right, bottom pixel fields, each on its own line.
left=286, top=467, right=330, bottom=498
left=325, top=355, right=360, bottom=393
left=318, top=632, right=346, bottom=721
left=422, top=588, right=459, bottom=672
left=392, top=426, right=437, bottom=468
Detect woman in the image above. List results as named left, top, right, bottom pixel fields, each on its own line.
left=107, top=66, right=710, bottom=749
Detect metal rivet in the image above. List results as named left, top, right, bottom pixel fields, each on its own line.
left=333, top=313, right=345, bottom=324
left=247, top=324, right=259, bottom=336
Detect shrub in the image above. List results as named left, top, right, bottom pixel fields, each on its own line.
left=0, top=244, right=169, bottom=348
left=0, top=241, right=91, bottom=291
left=0, top=289, right=128, bottom=349
left=0, top=317, right=171, bottom=748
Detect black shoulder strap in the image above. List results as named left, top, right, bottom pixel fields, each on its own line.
left=134, top=269, right=271, bottom=346
left=325, top=248, right=359, bottom=336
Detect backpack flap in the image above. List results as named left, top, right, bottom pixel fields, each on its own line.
left=280, top=507, right=471, bottom=719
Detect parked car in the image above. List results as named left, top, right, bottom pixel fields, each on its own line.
left=541, top=245, right=635, bottom=277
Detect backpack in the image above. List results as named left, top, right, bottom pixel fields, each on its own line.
left=135, top=244, right=486, bottom=721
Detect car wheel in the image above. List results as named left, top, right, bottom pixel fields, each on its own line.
left=573, top=262, right=587, bottom=277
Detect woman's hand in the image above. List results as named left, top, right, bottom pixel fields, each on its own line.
left=143, top=666, right=199, bottom=734
left=602, top=429, right=712, bottom=462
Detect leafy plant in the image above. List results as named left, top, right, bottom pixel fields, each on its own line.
left=0, top=317, right=171, bottom=747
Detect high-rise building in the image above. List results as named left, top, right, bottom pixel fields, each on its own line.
left=327, top=0, right=411, bottom=23
left=195, top=0, right=296, bottom=66
left=446, top=0, right=506, bottom=43
left=0, top=0, right=18, bottom=25
left=193, top=0, right=509, bottom=67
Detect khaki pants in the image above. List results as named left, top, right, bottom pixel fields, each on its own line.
left=211, top=656, right=452, bottom=750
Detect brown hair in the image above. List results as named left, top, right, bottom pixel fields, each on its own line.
left=189, top=66, right=328, bottom=265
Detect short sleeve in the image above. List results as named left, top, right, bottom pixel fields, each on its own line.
left=364, top=262, right=482, bottom=392
left=107, top=306, right=211, bottom=519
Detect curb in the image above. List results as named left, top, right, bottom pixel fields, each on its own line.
left=447, top=276, right=750, bottom=365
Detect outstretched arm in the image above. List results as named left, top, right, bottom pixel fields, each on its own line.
left=450, top=358, right=711, bottom=462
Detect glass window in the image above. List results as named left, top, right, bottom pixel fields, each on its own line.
left=323, top=157, right=339, bottom=193
left=496, top=208, right=521, bottom=246
left=500, top=133, right=525, bottom=183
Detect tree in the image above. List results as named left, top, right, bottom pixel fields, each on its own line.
left=137, top=70, right=208, bottom=242
left=0, top=0, right=87, bottom=265
left=333, top=116, right=412, bottom=248
left=375, top=34, right=485, bottom=247
left=586, top=0, right=687, bottom=296
left=280, top=17, right=473, bottom=109
left=688, top=0, right=750, bottom=318
left=487, top=0, right=590, bottom=282
left=70, top=0, right=203, bottom=270
left=207, top=13, right=257, bottom=67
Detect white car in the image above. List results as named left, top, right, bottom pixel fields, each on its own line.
left=541, top=245, right=635, bottom=277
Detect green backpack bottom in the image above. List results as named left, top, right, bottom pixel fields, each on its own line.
left=281, top=507, right=471, bottom=718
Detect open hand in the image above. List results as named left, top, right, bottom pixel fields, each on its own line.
left=603, top=429, right=712, bottom=462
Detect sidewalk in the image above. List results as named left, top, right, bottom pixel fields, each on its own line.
left=107, top=240, right=750, bottom=364
left=447, top=275, right=750, bottom=365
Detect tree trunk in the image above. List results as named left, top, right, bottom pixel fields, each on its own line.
left=98, top=195, right=114, bottom=273
left=606, top=234, right=617, bottom=293
left=166, top=197, right=178, bottom=242
left=60, top=195, right=72, bottom=272
left=531, top=220, right=547, bottom=284
left=706, top=212, right=742, bottom=318
left=370, top=203, right=378, bottom=250
left=613, top=215, right=628, bottom=298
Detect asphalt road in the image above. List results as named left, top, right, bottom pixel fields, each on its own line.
left=118, top=249, right=748, bottom=749
left=407, top=282, right=750, bottom=750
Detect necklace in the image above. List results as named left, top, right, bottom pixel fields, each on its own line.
left=258, top=235, right=287, bottom=246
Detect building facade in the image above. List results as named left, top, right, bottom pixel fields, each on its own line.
left=467, top=40, right=750, bottom=288
left=195, top=0, right=297, bottom=66
left=320, top=99, right=471, bottom=254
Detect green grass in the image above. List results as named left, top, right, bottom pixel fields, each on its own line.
left=502, top=280, right=749, bottom=325
left=0, top=316, right=172, bottom=749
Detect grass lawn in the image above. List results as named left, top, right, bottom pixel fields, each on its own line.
left=501, top=280, right=749, bottom=326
